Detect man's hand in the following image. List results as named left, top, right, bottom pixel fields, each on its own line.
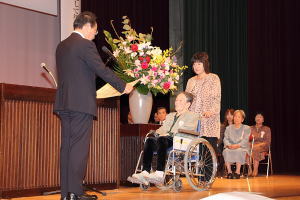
left=124, top=83, right=134, bottom=94
left=228, top=144, right=241, bottom=149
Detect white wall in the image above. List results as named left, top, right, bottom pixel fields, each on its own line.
left=0, top=0, right=58, bottom=16
left=0, top=3, right=60, bottom=88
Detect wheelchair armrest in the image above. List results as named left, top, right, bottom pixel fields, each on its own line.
left=177, top=129, right=200, bottom=136
left=143, top=130, right=159, bottom=143
left=145, top=130, right=158, bottom=138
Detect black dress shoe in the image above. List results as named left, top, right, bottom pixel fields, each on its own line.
left=227, top=173, right=233, bottom=179
left=70, top=193, right=98, bottom=200
left=233, top=173, right=240, bottom=179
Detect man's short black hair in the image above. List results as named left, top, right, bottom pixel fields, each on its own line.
left=73, top=11, right=97, bottom=29
left=157, top=107, right=167, bottom=113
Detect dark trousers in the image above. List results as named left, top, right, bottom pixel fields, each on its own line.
left=58, top=111, right=93, bottom=198
left=142, top=136, right=173, bottom=172
left=200, top=136, right=218, bottom=181
left=201, top=136, right=218, bottom=154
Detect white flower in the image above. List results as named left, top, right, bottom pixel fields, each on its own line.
left=124, top=47, right=132, bottom=54
left=135, top=60, right=141, bottom=67
left=113, top=49, right=120, bottom=57
left=150, top=48, right=162, bottom=56
left=124, top=69, right=134, bottom=77
left=131, top=52, right=137, bottom=57
left=138, top=42, right=151, bottom=50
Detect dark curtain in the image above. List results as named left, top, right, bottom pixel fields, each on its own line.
left=81, top=0, right=170, bottom=123
left=248, top=0, right=300, bottom=173
left=183, top=0, right=248, bottom=122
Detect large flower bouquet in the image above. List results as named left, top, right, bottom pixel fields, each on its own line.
left=103, top=16, right=187, bottom=96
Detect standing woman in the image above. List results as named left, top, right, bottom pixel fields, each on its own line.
left=185, top=52, right=221, bottom=152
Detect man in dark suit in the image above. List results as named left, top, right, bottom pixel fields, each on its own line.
left=54, top=11, right=133, bottom=200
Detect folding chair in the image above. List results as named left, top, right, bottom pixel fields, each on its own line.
left=259, top=145, right=273, bottom=177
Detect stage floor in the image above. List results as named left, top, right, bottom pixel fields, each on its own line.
left=7, top=175, right=300, bottom=200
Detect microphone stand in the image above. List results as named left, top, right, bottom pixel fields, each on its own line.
left=41, top=63, right=58, bottom=88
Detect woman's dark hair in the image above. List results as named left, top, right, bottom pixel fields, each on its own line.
left=73, top=11, right=97, bottom=29
left=223, top=108, right=235, bottom=126
left=191, top=52, right=210, bottom=73
left=255, top=111, right=264, bottom=117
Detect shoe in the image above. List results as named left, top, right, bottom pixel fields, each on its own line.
left=252, top=170, right=258, bottom=177
left=69, top=193, right=98, bottom=200
left=132, top=170, right=150, bottom=185
left=146, top=170, right=164, bottom=185
left=233, top=173, right=240, bottom=179
left=227, top=173, right=233, bottom=179
left=61, top=197, right=69, bottom=200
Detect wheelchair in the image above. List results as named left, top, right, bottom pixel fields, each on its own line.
left=127, top=129, right=218, bottom=192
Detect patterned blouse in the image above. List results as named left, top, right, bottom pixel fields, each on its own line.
left=185, top=73, right=221, bottom=138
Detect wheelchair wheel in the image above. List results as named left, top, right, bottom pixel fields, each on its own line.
left=156, top=150, right=182, bottom=190
left=139, top=184, right=150, bottom=191
left=173, top=178, right=182, bottom=192
left=184, top=138, right=217, bottom=191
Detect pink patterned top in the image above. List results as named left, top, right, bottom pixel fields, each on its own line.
left=185, top=73, right=221, bottom=138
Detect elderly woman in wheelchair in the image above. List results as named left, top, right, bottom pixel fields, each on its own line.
left=128, top=92, right=218, bottom=192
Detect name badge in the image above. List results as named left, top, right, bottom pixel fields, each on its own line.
left=178, top=121, right=184, bottom=127
left=260, top=131, right=265, bottom=138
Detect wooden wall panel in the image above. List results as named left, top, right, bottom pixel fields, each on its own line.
left=0, top=83, right=120, bottom=198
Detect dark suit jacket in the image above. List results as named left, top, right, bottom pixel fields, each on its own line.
left=54, top=32, right=126, bottom=117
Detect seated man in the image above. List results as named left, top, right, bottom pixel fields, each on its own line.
left=131, top=92, right=198, bottom=185
left=154, top=107, right=168, bottom=124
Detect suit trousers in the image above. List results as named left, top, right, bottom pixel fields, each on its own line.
left=142, top=136, right=173, bottom=172
left=58, top=111, right=93, bottom=198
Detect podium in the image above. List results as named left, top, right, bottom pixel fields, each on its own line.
left=0, top=83, right=121, bottom=198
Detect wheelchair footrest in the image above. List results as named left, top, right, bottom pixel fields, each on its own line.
left=146, top=177, right=164, bottom=186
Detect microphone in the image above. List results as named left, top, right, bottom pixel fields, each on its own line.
left=41, top=63, right=50, bottom=73
left=101, top=46, right=118, bottom=64
left=40, top=63, right=58, bottom=88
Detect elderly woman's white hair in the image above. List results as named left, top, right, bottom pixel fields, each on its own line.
left=233, top=109, right=246, bottom=119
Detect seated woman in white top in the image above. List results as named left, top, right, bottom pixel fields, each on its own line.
left=223, top=110, right=250, bottom=179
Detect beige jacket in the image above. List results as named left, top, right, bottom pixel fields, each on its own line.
left=156, top=111, right=198, bottom=136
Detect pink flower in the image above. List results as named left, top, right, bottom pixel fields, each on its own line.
left=141, top=62, right=149, bottom=69
left=133, top=68, right=140, bottom=72
left=151, top=67, right=158, bottom=71
left=131, top=44, right=138, bottom=52
left=163, top=82, right=171, bottom=90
